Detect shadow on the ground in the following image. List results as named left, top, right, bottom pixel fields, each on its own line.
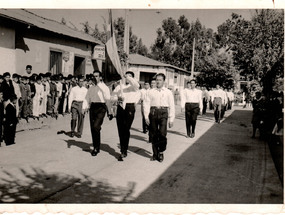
left=0, top=167, right=136, bottom=203
left=133, top=109, right=283, bottom=204
left=128, top=146, right=152, bottom=159
left=64, top=139, right=92, bottom=153
left=101, top=143, right=121, bottom=160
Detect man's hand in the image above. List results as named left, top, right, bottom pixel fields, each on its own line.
left=169, top=122, right=173, bottom=128
left=108, top=114, right=114, bottom=121
left=145, top=118, right=150, bottom=125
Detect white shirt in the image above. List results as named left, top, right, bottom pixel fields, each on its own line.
left=140, top=88, right=151, bottom=101
left=211, top=89, right=227, bottom=104
left=144, top=87, right=175, bottom=123
left=227, top=91, right=235, bottom=101
left=12, top=81, right=21, bottom=99
left=68, top=86, right=88, bottom=110
left=112, top=76, right=140, bottom=104
left=180, top=88, right=203, bottom=109
left=56, top=82, right=63, bottom=97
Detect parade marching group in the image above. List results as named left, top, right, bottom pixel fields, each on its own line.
left=0, top=65, right=238, bottom=162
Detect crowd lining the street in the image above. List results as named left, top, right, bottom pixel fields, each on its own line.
left=0, top=65, right=283, bottom=161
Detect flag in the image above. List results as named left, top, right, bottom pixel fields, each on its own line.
left=123, top=9, right=129, bottom=56
left=103, top=9, right=123, bottom=85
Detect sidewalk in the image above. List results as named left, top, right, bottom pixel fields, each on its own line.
left=0, top=105, right=282, bottom=203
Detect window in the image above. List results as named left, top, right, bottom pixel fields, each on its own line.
left=49, top=50, right=62, bottom=75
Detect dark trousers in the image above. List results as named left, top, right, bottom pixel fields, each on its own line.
left=185, top=103, right=200, bottom=136
left=213, top=97, right=222, bottom=122
left=141, top=105, right=149, bottom=133
left=116, top=103, right=135, bottom=153
left=4, top=123, right=16, bottom=145
left=89, top=103, right=107, bottom=151
left=0, top=103, right=3, bottom=142
left=71, top=101, right=84, bottom=135
left=149, top=107, right=168, bottom=156
left=202, top=98, right=207, bottom=114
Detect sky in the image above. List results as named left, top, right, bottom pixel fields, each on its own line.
left=29, top=9, right=254, bottom=49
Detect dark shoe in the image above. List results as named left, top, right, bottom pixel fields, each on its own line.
left=118, top=155, right=124, bottom=161
left=157, top=153, right=164, bottom=162
left=121, top=151, right=127, bottom=158
left=77, top=134, right=82, bottom=138
left=91, top=149, right=99, bottom=156
left=151, top=154, right=157, bottom=161
left=70, top=132, right=75, bottom=137
left=191, top=133, right=195, bottom=138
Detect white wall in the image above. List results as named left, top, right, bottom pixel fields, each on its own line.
left=0, top=47, right=16, bottom=74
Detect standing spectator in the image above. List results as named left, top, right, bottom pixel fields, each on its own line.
left=58, top=77, right=68, bottom=116
left=41, top=74, right=49, bottom=117
left=3, top=94, right=18, bottom=146
left=1, top=72, right=15, bottom=105
left=144, top=73, right=175, bottom=162
left=251, top=92, right=265, bottom=139
left=25, top=65, right=32, bottom=77
left=32, top=76, right=44, bottom=120
left=0, top=91, right=3, bottom=144
left=227, top=89, right=235, bottom=110
left=48, top=76, right=58, bottom=119
left=55, top=75, right=63, bottom=115
left=19, top=76, right=31, bottom=122
left=28, top=76, right=36, bottom=118
left=12, top=74, right=21, bottom=118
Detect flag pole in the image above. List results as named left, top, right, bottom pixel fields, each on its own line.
left=190, top=37, right=195, bottom=80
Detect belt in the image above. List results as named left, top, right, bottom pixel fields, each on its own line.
left=150, top=106, right=168, bottom=110
left=214, top=97, right=222, bottom=99
left=73, top=100, right=83, bottom=103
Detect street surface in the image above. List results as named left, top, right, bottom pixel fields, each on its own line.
left=0, top=105, right=283, bottom=203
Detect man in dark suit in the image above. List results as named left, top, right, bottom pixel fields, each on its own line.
left=1, top=72, right=15, bottom=103
left=3, top=94, right=18, bottom=146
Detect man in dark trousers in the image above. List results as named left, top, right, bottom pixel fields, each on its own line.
left=180, top=80, right=203, bottom=138
left=68, top=75, right=88, bottom=138
left=112, top=71, right=140, bottom=160
left=86, top=71, right=112, bottom=156
left=3, top=94, right=18, bottom=146
left=144, top=73, right=175, bottom=162
left=0, top=90, right=4, bottom=144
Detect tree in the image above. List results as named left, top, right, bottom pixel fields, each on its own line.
left=216, top=10, right=284, bottom=94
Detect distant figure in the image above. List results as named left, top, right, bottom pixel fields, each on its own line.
left=3, top=94, right=18, bottom=146
left=174, top=89, right=180, bottom=105
left=140, top=81, right=150, bottom=134
left=25, top=65, right=32, bottom=77
left=251, top=92, right=265, bottom=138
left=211, top=84, right=227, bottom=123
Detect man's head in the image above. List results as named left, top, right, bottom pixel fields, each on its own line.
left=151, top=79, right=156, bottom=89
left=10, top=94, right=17, bottom=105
left=255, top=91, right=261, bottom=99
left=216, top=84, right=220, bottom=90
left=188, top=79, right=196, bottom=89
left=144, top=81, right=150, bottom=90
left=125, top=71, right=134, bottom=84
left=12, top=73, right=19, bottom=83
left=36, top=75, right=42, bottom=84
left=26, top=65, right=32, bottom=75
left=93, top=70, right=102, bottom=84
left=3, top=72, right=11, bottom=82
left=78, top=75, right=85, bottom=87
left=155, top=73, right=166, bottom=89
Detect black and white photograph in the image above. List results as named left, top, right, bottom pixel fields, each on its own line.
left=0, top=0, right=284, bottom=213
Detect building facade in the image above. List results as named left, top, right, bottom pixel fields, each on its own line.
left=0, top=9, right=102, bottom=76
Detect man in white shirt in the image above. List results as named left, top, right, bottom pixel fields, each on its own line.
left=211, top=84, right=227, bottom=123
left=227, top=88, right=235, bottom=110
left=12, top=74, right=21, bottom=118
left=68, top=75, right=88, bottom=138
left=140, top=81, right=150, bottom=134
left=86, top=70, right=112, bottom=157
left=144, top=73, right=175, bottom=162
left=112, top=71, right=140, bottom=160
left=181, top=80, right=202, bottom=138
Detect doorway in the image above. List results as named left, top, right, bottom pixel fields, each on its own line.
left=139, top=72, right=157, bottom=83
left=49, top=50, right=62, bottom=75
left=74, top=56, right=85, bottom=76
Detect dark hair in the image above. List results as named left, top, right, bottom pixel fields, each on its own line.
left=155, top=73, right=166, bottom=81
left=3, top=72, right=10, bottom=78
left=36, top=76, right=42, bottom=81
left=77, top=75, right=84, bottom=80
left=9, top=94, right=17, bottom=101
left=93, top=70, right=102, bottom=77
left=125, top=71, right=135, bottom=78
left=12, top=73, right=19, bottom=78
left=46, top=72, right=52, bottom=77
left=26, top=65, right=32, bottom=69
left=0, top=75, right=3, bottom=79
